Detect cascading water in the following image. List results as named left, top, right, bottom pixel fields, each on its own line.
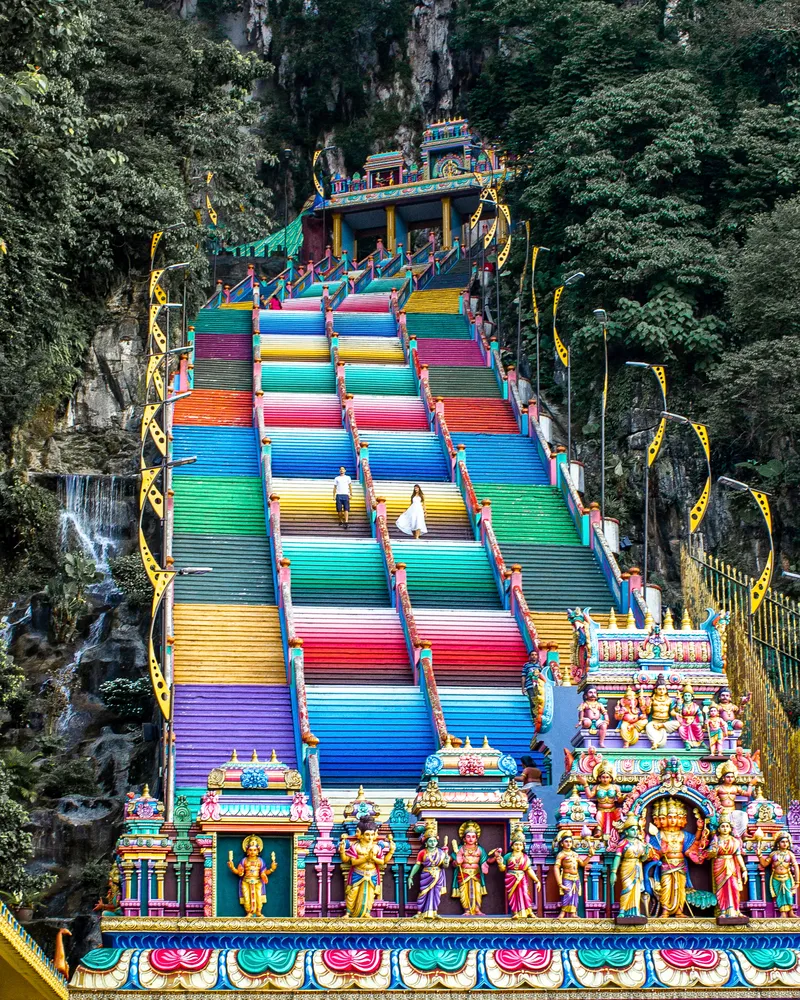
left=53, top=475, right=129, bottom=733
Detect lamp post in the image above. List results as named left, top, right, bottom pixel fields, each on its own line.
left=718, top=476, right=774, bottom=625
left=660, top=411, right=712, bottom=541
left=283, top=148, right=292, bottom=263
left=530, top=246, right=550, bottom=416
left=592, top=309, right=609, bottom=520
left=553, top=271, right=585, bottom=460
left=625, top=362, right=668, bottom=594
left=515, top=222, right=530, bottom=373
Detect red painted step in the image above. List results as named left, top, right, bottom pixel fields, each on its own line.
left=354, top=396, right=429, bottom=432
left=442, top=398, right=519, bottom=434
left=173, top=389, right=251, bottom=427
left=262, top=393, right=342, bottom=428
left=415, top=338, right=485, bottom=367
left=293, top=608, right=413, bottom=684
left=414, top=609, right=528, bottom=686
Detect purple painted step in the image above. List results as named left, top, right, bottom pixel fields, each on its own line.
left=173, top=684, right=297, bottom=787
left=415, top=338, right=485, bottom=366
left=194, top=333, right=252, bottom=361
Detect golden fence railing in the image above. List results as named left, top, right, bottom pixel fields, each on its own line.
left=681, top=546, right=800, bottom=802
left=688, top=544, right=800, bottom=693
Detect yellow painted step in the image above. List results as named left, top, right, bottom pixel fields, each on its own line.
left=173, top=604, right=286, bottom=684
left=260, top=335, right=330, bottom=361
left=220, top=302, right=253, bottom=310
left=338, top=337, right=405, bottom=363
left=531, top=611, right=611, bottom=660
left=404, top=289, right=462, bottom=314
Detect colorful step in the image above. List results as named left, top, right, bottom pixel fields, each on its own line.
left=344, top=364, right=417, bottom=396
left=473, top=484, right=580, bottom=544
left=260, top=335, right=331, bottom=362
left=171, top=426, right=259, bottom=477
left=404, top=289, right=462, bottom=313
left=172, top=476, right=265, bottom=535
left=271, top=478, right=371, bottom=537
left=393, top=541, right=502, bottom=609
left=363, top=430, right=449, bottom=481
left=192, top=359, right=253, bottom=391
left=265, top=428, right=356, bottom=478
left=501, top=543, right=619, bottom=611
left=426, top=366, right=502, bottom=398
left=194, top=333, right=251, bottom=360
left=454, top=433, right=550, bottom=484
left=338, top=336, right=405, bottom=364
left=376, top=480, right=473, bottom=540
left=406, top=314, right=471, bottom=339
left=439, top=687, right=533, bottom=758
left=414, top=609, right=528, bottom=686
left=194, top=309, right=252, bottom=334
left=172, top=534, right=275, bottom=604
left=172, top=604, right=285, bottom=684
left=333, top=311, right=396, bottom=337
left=282, top=539, right=390, bottom=606
left=442, top=398, right=519, bottom=434
left=173, top=683, right=296, bottom=788
left=337, top=293, right=391, bottom=313
left=173, top=389, right=252, bottom=427
left=424, top=259, right=472, bottom=290
left=261, top=392, right=342, bottom=429
left=259, top=310, right=325, bottom=335
left=261, top=362, right=336, bottom=394
left=531, top=610, right=611, bottom=657
left=306, top=687, right=433, bottom=786
left=353, top=395, right=429, bottom=432
left=294, top=608, right=412, bottom=684
left=415, top=338, right=485, bottom=367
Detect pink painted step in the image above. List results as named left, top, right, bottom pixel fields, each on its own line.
left=415, top=338, right=485, bottom=367
left=338, top=294, right=391, bottom=313
left=354, top=396, right=429, bottom=431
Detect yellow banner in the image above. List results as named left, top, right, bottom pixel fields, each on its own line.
left=497, top=234, right=512, bottom=270
left=752, top=488, right=773, bottom=535
left=602, top=323, right=608, bottom=409
left=139, top=466, right=164, bottom=519
left=751, top=548, right=774, bottom=616
left=652, top=364, right=667, bottom=402
left=149, top=269, right=164, bottom=299
left=145, top=354, right=165, bottom=402
left=691, top=421, right=710, bottom=462
left=206, top=192, right=218, bottom=227
left=690, top=476, right=711, bottom=533
left=149, top=305, right=167, bottom=354
left=552, top=285, right=569, bottom=366
left=470, top=184, right=490, bottom=229
left=531, top=246, right=540, bottom=328
left=148, top=635, right=171, bottom=720
left=312, top=150, right=325, bottom=198
left=483, top=188, right=498, bottom=248
left=141, top=403, right=167, bottom=456
left=647, top=417, right=666, bottom=467
left=150, top=231, right=163, bottom=264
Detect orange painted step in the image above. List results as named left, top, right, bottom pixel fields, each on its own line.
left=173, top=389, right=252, bottom=427
left=443, top=398, right=519, bottom=434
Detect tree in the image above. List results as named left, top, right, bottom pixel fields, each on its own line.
left=0, top=763, right=54, bottom=901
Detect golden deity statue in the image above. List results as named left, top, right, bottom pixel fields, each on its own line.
left=647, top=799, right=705, bottom=918
left=451, top=821, right=491, bottom=915
left=227, top=835, right=277, bottom=918
left=339, top=820, right=395, bottom=918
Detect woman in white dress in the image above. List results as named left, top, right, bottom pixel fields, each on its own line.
left=396, top=484, right=427, bottom=539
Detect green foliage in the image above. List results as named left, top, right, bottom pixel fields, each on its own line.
left=0, top=0, right=276, bottom=436
left=45, top=552, right=103, bottom=644
left=99, top=677, right=151, bottom=720
left=0, top=763, right=55, bottom=900
left=0, top=749, right=41, bottom=805
left=109, top=553, right=150, bottom=608
left=0, top=644, right=25, bottom=717
left=0, top=477, right=60, bottom=597
left=37, top=756, right=101, bottom=800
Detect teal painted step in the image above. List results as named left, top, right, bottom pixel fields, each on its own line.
left=392, top=542, right=501, bottom=609
left=439, top=687, right=533, bottom=758
left=365, top=277, right=407, bottom=293
left=193, top=359, right=252, bottom=391
left=172, top=534, right=275, bottom=604
left=306, top=686, right=434, bottom=786
left=299, top=280, right=344, bottom=298
left=500, top=542, right=618, bottom=612
left=194, top=310, right=252, bottom=334
left=425, top=259, right=471, bottom=290
left=282, top=540, right=389, bottom=606
left=427, top=366, right=501, bottom=398
left=344, top=364, right=417, bottom=396
left=261, top=362, right=336, bottom=394
left=473, top=484, right=580, bottom=545
left=406, top=314, right=471, bottom=339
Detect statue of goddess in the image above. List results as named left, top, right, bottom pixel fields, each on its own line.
left=759, top=832, right=800, bottom=917
left=407, top=820, right=450, bottom=919
left=706, top=817, right=748, bottom=919
left=492, top=827, right=541, bottom=919
left=611, top=814, right=658, bottom=920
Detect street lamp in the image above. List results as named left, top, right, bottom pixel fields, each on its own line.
left=592, top=309, right=609, bottom=520
left=553, top=271, right=585, bottom=460
left=530, top=246, right=550, bottom=416
left=718, top=476, right=774, bottom=620
left=282, top=148, right=292, bottom=262
left=625, top=361, right=668, bottom=594
left=661, top=411, right=712, bottom=539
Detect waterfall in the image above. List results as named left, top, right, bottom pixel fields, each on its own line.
left=53, top=475, right=130, bottom=734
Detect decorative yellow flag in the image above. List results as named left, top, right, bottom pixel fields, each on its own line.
left=552, top=286, right=569, bottom=366
left=750, top=548, right=774, bottom=616
left=150, top=231, right=163, bottom=264
left=531, top=246, right=541, bottom=328
left=312, top=150, right=325, bottom=198
left=139, top=466, right=164, bottom=520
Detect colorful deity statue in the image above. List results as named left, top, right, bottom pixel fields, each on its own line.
left=227, top=835, right=278, bottom=918
left=339, top=820, right=395, bottom=919
left=93, top=861, right=122, bottom=915
left=615, top=684, right=647, bottom=747
left=673, top=681, right=704, bottom=750
left=611, top=814, right=659, bottom=921
left=647, top=799, right=706, bottom=918
left=716, top=760, right=756, bottom=838
left=576, top=686, right=609, bottom=746
left=553, top=831, right=591, bottom=919
left=706, top=817, right=748, bottom=919
left=638, top=623, right=670, bottom=660
left=579, top=761, right=623, bottom=840
left=712, top=686, right=749, bottom=741
left=705, top=705, right=726, bottom=757
left=492, top=826, right=541, bottom=919
left=644, top=675, right=680, bottom=749
left=451, top=821, right=490, bottom=916
left=759, top=832, right=800, bottom=917
left=407, top=820, right=450, bottom=919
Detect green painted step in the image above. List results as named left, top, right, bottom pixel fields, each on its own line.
left=193, top=359, right=252, bottom=391
left=261, top=363, right=336, bottom=394
left=500, top=542, right=618, bottom=612
left=344, top=365, right=416, bottom=396
left=427, top=366, right=501, bottom=398
left=282, top=540, right=389, bottom=606
left=172, top=476, right=266, bottom=535
left=172, top=534, right=275, bottom=603
left=366, top=277, right=406, bottom=293
left=406, top=315, right=470, bottom=339
left=193, top=310, right=252, bottom=334
left=392, top=542, right=501, bottom=609
left=473, top=484, right=580, bottom=545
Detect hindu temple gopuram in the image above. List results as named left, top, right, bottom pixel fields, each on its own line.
left=9, top=119, right=800, bottom=999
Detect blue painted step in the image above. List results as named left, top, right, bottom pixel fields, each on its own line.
left=306, top=687, right=434, bottom=786
left=453, top=433, right=550, bottom=485
left=333, top=312, right=396, bottom=337
left=259, top=311, right=325, bottom=335
left=365, top=431, right=450, bottom=482
left=172, top=426, right=258, bottom=477
left=438, top=688, right=533, bottom=760
left=264, top=428, right=356, bottom=478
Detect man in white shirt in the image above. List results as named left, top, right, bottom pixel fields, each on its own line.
left=333, top=466, right=353, bottom=529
